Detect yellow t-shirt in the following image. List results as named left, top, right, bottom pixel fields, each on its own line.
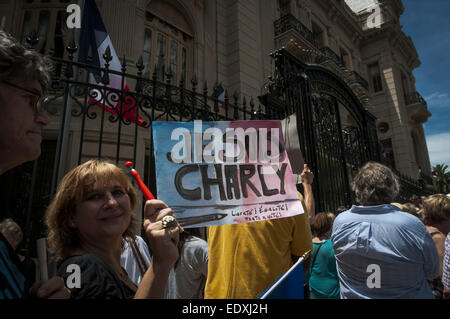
left=204, top=193, right=313, bottom=299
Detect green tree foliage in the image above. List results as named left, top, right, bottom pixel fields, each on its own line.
left=432, top=164, right=450, bottom=193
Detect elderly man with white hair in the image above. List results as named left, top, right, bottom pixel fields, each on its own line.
left=331, top=162, right=439, bottom=299
left=0, top=31, right=69, bottom=299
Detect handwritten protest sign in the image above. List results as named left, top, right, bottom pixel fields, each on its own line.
left=152, top=120, right=304, bottom=228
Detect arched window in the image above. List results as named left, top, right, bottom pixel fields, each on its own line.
left=143, top=1, right=193, bottom=86
left=16, top=0, right=71, bottom=58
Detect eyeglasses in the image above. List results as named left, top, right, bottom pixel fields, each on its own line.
left=0, top=80, right=48, bottom=114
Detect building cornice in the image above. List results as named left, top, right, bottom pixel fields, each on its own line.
left=389, top=26, right=421, bottom=69
left=387, top=0, right=404, bottom=18
left=357, top=7, right=420, bottom=70
left=317, top=0, right=364, bottom=40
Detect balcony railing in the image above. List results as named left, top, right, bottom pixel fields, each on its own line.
left=274, top=14, right=317, bottom=47
left=406, top=92, right=427, bottom=106
left=405, top=91, right=430, bottom=123
left=349, top=71, right=369, bottom=91
left=316, top=47, right=346, bottom=69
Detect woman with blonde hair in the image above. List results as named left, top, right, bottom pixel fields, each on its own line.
left=45, top=159, right=182, bottom=299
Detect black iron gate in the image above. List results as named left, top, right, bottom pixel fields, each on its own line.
left=260, top=48, right=381, bottom=213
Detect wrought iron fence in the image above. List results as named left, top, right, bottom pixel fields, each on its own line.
left=45, top=37, right=278, bottom=192
left=274, top=13, right=317, bottom=47
left=395, top=170, right=434, bottom=202
left=1, top=34, right=277, bottom=252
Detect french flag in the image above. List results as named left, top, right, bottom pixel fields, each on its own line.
left=78, top=0, right=143, bottom=126
left=258, top=257, right=305, bottom=299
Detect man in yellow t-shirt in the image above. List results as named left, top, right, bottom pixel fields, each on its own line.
left=204, top=165, right=314, bottom=299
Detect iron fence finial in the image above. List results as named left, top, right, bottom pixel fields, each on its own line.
left=103, top=46, right=112, bottom=64
left=191, top=73, right=198, bottom=88
left=25, top=29, right=39, bottom=48
left=121, top=55, right=127, bottom=73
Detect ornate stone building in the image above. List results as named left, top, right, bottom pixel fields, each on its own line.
left=0, top=0, right=432, bottom=181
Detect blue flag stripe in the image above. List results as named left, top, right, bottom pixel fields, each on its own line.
left=79, top=0, right=109, bottom=81
left=259, top=257, right=304, bottom=299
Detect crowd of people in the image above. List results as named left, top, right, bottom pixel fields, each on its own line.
left=1, top=30, right=450, bottom=300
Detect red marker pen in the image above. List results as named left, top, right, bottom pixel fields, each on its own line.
left=125, top=161, right=155, bottom=200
